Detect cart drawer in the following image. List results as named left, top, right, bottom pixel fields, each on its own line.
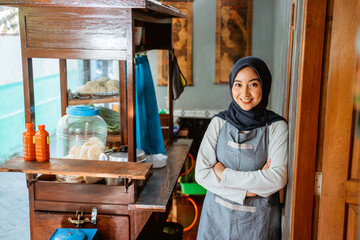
left=34, top=180, right=135, bottom=204
left=33, top=211, right=129, bottom=240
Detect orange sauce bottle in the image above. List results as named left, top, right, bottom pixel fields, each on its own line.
left=35, top=125, right=50, bottom=162
left=22, top=123, right=36, bottom=161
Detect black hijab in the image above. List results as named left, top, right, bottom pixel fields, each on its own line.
left=215, top=56, right=286, bottom=131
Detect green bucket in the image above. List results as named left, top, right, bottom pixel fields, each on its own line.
left=180, top=176, right=207, bottom=195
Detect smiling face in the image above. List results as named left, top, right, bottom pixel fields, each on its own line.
left=231, top=67, right=263, bottom=111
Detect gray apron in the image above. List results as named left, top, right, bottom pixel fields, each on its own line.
left=197, top=121, right=281, bottom=240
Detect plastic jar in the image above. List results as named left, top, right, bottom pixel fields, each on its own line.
left=56, top=106, right=107, bottom=158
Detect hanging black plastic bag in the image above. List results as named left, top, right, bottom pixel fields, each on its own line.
left=171, top=49, right=187, bottom=100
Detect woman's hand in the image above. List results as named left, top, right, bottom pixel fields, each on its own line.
left=246, top=191, right=257, bottom=197
left=246, top=159, right=271, bottom=197
left=213, top=162, right=226, bottom=180
left=262, top=159, right=271, bottom=170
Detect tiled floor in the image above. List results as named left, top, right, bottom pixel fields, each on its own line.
left=0, top=172, right=30, bottom=240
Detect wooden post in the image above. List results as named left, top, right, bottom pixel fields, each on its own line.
left=59, top=59, right=68, bottom=116
left=119, top=60, right=127, bottom=145
left=127, top=10, right=136, bottom=164
left=290, top=0, right=327, bottom=239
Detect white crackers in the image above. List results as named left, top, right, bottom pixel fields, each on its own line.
left=56, top=137, right=105, bottom=184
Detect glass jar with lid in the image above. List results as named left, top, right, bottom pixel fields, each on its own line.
left=56, top=105, right=107, bottom=159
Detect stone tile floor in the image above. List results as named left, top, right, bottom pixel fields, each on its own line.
left=0, top=172, right=30, bottom=240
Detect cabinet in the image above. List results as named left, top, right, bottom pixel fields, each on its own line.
left=0, top=1, right=192, bottom=239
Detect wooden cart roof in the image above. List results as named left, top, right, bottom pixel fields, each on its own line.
left=0, top=0, right=185, bottom=18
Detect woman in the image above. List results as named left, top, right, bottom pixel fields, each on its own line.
left=195, top=56, right=288, bottom=240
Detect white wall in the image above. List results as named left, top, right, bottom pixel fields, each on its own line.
left=0, top=36, right=22, bottom=86
left=149, top=0, right=289, bottom=117
left=149, top=0, right=227, bottom=112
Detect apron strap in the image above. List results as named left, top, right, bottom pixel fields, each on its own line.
left=264, top=111, right=269, bottom=152
left=264, top=111, right=268, bottom=127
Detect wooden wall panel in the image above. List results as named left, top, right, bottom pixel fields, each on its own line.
left=351, top=125, right=360, bottom=180
left=346, top=205, right=359, bottom=240
left=25, top=17, right=127, bottom=50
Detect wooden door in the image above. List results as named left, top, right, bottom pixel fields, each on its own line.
left=317, top=0, right=360, bottom=238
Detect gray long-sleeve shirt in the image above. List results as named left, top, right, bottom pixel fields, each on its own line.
left=195, top=117, right=288, bottom=204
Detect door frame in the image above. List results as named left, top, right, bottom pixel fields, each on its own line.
left=290, top=0, right=327, bottom=239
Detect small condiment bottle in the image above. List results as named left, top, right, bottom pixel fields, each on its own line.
left=22, top=123, right=36, bottom=161
left=35, top=125, right=50, bottom=162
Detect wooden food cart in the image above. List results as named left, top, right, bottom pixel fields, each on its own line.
left=0, top=1, right=192, bottom=239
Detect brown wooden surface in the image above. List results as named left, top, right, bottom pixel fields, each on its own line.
left=24, top=48, right=128, bottom=60
left=33, top=211, right=129, bottom=240
left=59, top=59, right=67, bottom=116
left=345, top=180, right=360, bottom=206
left=290, top=0, right=327, bottom=239
left=19, top=5, right=37, bottom=236
left=25, top=17, right=127, bottom=51
left=106, top=134, right=122, bottom=143
left=68, top=96, right=120, bottom=105
left=146, top=0, right=185, bottom=18
left=129, top=139, right=192, bottom=212
left=351, top=126, right=360, bottom=180
left=35, top=180, right=135, bottom=204
left=22, top=7, right=129, bottom=51
left=133, top=9, right=172, bottom=24
left=347, top=205, right=359, bottom=240
left=34, top=200, right=130, bottom=215
left=131, top=210, right=152, bottom=239
left=317, top=0, right=360, bottom=239
left=119, top=60, right=127, bottom=145
left=160, top=113, right=171, bottom=142
left=20, top=5, right=34, bottom=124
left=0, top=0, right=146, bottom=8
left=311, top=1, right=334, bottom=238
left=0, top=157, right=151, bottom=179
left=127, top=10, right=136, bottom=164
left=27, top=174, right=36, bottom=240
left=1, top=0, right=185, bottom=18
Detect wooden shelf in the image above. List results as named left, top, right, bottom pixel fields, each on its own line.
left=129, top=139, right=192, bottom=212
left=0, top=157, right=151, bottom=180
left=107, top=134, right=121, bottom=143
left=68, top=96, right=120, bottom=105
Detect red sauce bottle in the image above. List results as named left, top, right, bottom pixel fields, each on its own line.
left=35, top=125, right=50, bottom=162
left=22, top=123, right=36, bottom=161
